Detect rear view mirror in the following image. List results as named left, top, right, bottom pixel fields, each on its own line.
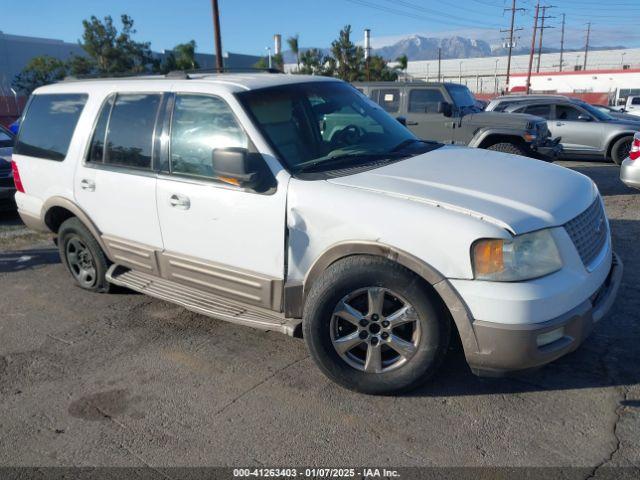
left=211, top=147, right=260, bottom=188
left=437, top=102, right=453, bottom=117
left=396, top=116, right=407, bottom=126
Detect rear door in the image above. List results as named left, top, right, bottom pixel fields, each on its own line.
left=75, top=91, right=165, bottom=273
left=549, top=104, right=604, bottom=154
left=404, top=87, right=454, bottom=143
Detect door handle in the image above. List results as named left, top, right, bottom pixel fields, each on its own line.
left=556, top=122, right=565, bottom=126
left=406, top=120, right=419, bottom=125
left=80, top=179, right=95, bottom=191
left=169, top=194, right=190, bottom=210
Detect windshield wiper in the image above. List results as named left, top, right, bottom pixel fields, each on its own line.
left=295, top=152, right=406, bottom=173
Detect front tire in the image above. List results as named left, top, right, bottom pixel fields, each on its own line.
left=58, top=217, right=110, bottom=293
left=610, top=136, right=633, bottom=165
left=303, top=256, right=450, bottom=395
left=486, top=141, right=528, bottom=156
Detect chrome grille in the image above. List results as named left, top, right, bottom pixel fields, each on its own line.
left=564, top=198, right=608, bottom=267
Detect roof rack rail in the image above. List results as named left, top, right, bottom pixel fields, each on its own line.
left=166, top=67, right=284, bottom=78
left=62, top=71, right=160, bottom=82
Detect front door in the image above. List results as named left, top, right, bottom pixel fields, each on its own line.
left=75, top=92, right=165, bottom=273
left=549, top=104, right=605, bottom=154
left=155, top=92, right=287, bottom=310
left=404, top=88, right=454, bottom=143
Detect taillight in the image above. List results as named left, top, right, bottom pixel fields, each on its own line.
left=630, top=133, right=640, bottom=161
left=11, top=160, right=25, bottom=193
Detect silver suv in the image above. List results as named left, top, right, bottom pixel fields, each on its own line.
left=488, top=96, right=640, bottom=164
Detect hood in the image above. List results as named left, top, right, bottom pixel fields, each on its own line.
left=461, top=110, right=540, bottom=129
left=327, top=146, right=596, bottom=235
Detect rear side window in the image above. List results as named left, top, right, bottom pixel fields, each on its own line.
left=522, top=104, right=551, bottom=119
left=15, top=94, right=87, bottom=161
left=409, top=89, right=445, bottom=113
left=87, top=96, right=114, bottom=163
left=370, top=89, right=400, bottom=113
left=102, top=93, right=161, bottom=169
left=632, top=97, right=640, bottom=105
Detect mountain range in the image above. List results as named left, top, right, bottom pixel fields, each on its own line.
left=281, top=34, right=625, bottom=63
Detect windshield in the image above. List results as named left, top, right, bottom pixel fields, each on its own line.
left=579, top=102, right=614, bottom=121
left=237, top=81, right=433, bottom=174
left=445, top=84, right=477, bottom=109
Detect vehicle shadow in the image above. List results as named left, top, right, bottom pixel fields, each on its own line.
left=567, top=163, right=636, bottom=197
left=0, top=247, right=60, bottom=273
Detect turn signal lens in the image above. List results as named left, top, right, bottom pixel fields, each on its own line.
left=473, top=239, right=505, bottom=276
left=630, top=133, right=640, bottom=161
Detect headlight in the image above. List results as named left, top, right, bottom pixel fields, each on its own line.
left=472, top=229, right=562, bottom=281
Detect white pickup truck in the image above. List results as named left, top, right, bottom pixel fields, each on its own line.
left=622, top=95, right=640, bottom=117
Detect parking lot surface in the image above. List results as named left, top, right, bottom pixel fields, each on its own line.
left=0, top=161, right=639, bottom=472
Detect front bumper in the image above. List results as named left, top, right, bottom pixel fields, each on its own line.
left=620, top=158, right=640, bottom=189
left=531, top=136, right=563, bottom=160
left=465, top=252, right=623, bottom=376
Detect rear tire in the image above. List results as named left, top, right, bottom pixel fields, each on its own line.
left=303, top=256, right=450, bottom=395
left=486, top=142, right=528, bottom=156
left=58, top=217, right=110, bottom=293
left=610, top=136, right=633, bottom=165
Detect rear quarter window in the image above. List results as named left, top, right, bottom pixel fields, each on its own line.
left=14, top=93, right=88, bottom=161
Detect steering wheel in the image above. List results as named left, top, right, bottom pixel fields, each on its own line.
left=333, top=124, right=365, bottom=146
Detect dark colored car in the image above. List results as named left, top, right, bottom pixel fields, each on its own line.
left=0, top=124, right=16, bottom=209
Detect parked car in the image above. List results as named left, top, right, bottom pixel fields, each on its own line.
left=13, top=73, right=622, bottom=394
left=592, top=104, right=640, bottom=123
left=620, top=132, right=640, bottom=189
left=0, top=124, right=15, bottom=209
left=355, top=82, right=561, bottom=159
left=486, top=94, right=570, bottom=113
left=622, top=95, right=640, bottom=117
left=494, top=96, right=640, bottom=164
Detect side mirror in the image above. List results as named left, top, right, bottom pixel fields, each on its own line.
left=577, top=114, right=592, bottom=122
left=437, top=102, right=453, bottom=117
left=396, top=116, right=407, bottom=126
left=211, top=147, right=260, bottom=188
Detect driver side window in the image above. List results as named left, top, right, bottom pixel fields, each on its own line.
left=555, top=105, right=583, bottom=121
left=170, top=94, right=248, bottom=178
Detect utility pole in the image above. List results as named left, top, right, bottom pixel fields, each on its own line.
left=558, top=13, right=565, bottom=72
left=583, top=22, right=591, bottom=70
left=536, top=5, right=555, bottom=73
left=211, top=0, right=224, bottom=72
left=502, top=0, right=525, bottom=91
left=526, top=2, right=540, bottom=94
left=364, top=29, right=371, bottom=81
left=437, top=47, right=442, bottom=82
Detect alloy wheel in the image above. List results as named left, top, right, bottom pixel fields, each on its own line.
left=65, top=237, right=97, bottom=288
left=330, top=287, right=421, bottom=373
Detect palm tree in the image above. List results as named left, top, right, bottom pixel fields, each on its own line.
left=287, top=34, right=300, bottom=71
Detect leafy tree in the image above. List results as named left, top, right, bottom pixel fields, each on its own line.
left=66, top=54, right=95, bottom=76
left=287, top=34, right=300, bottom=71
left=369, top=55, right=398, bottom=81
left=79, top=14, right=154, bottom=74
left=161, top=40, right=199, bottom=73
left=254, top=57, right=269, bottom=69
left=395, top=54, right=408, bottom=72
left=12, top=55, right=67, bottom=94
left=272, top=53, right=284, bottom=71
left=330, top=25, right=364, bottom=81
left=298, top=48, right=332, bottom=76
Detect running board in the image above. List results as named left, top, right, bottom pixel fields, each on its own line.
left=106, top=265, right=300, bottom=336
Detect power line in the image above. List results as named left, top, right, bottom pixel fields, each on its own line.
left=502, top=0, right=526, bottom=89
left=583, top=22, right=591, bottom=70
left=536, top=5, right=555, bottom=73
left=377, top=0, right=503, bottom=28
left=526, top=2, right=540, bottom=94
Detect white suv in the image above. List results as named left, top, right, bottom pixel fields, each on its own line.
left=13, top=73, right=622, bottom=394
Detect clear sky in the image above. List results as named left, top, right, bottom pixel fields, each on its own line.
left=2, top=0, right=640, bottom=56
